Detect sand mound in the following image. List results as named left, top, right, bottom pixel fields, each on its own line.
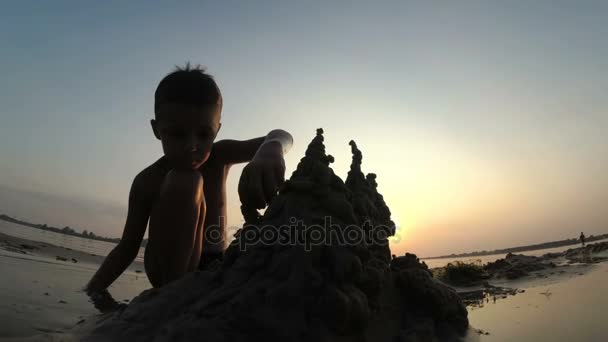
left=81, top=129, right=468, bottom=342
left=484, top=253, right=556, bottom=280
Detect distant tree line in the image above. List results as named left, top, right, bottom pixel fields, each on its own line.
left=0, top=214, right=147, bottom=247
left=427, top=233, right=608, bottom=259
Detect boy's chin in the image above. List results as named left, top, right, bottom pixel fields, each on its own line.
left=169, top=161, right=203, bottom=171
left=189, top=159, right=207, bottom=169
left=190, top=162, right=204, bottom=170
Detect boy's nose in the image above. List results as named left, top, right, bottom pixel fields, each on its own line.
left=185, top=135, right=199, bottom=152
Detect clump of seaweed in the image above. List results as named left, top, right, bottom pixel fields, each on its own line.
left=435, top=260, right=490, bottom=286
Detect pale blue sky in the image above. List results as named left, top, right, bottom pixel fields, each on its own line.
left=1, top=1, right=606, bottom=256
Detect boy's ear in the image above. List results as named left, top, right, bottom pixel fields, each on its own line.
left=151, top=119, right=161, bottom=140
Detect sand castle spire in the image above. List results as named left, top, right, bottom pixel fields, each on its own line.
left=345, top=140, right=367, bottom=192
left=243, top=128, right=342, bottom=224
left=305, top=128, right=332, bottom=163
left=290, top=128, right=334, bottom=180
left=366, top=172, right=396, bottom=236
left=349, top=140, right=362, bottom=173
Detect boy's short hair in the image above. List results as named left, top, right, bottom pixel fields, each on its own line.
left=154, top=63, right=222, bottom=117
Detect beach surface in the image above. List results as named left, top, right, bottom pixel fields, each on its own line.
left=1, top=219, right=607, bottom=341
left=464, top=261, right=608, bottom=341
left=0, top=225, right=150, bottom=338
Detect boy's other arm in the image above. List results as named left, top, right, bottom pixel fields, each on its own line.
left=227, top=130, right=293, bottom=210
left=212, top=129, right=293, bottom=166
left=85, top=173, right=150, bottom=294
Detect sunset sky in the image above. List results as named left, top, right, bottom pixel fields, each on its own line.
left=1, top=1, right=606, bottom=257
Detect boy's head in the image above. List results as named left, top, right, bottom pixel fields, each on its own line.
left=151, top=64, right=222, bottom=170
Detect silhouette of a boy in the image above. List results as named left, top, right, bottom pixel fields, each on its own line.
left=86, top=65, right=292, bottom=295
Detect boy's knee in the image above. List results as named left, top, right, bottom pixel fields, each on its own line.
left=160, top=169, right=204, bottom=202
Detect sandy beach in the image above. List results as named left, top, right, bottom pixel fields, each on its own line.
left=1, top=226, right=608, bottom=341
left=0, top=232, right=145, bottom=269
left=0, top=232, right=150, bottom=338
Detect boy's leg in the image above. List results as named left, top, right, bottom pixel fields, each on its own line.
left=145, top=169, right=205, bottom=287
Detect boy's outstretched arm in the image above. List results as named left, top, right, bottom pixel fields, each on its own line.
left=85, top=174, right=150, bottom=294
left=237, top=130, right=293, bottom=210
left=212, top=129, right=293, bottom=165
left=212, top=129, right=293, bottom=209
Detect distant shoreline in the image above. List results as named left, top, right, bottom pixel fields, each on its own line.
left=425, top=233, right=608, bottom=260
left=3, top=213, right=605, bottom=260
left=0, top=214, right=148, bottom=247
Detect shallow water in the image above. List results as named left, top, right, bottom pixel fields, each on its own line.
left=0, top=221, right=151, bottom=337
left=465, top=262, right=608, bottom=341
left=2, top=220, right=607, bottom=340
left=422, top=238, right=608, bottom=269
left=0, top=249, right=149, bottom=337
left=0, top=220, right=145, bottom=262
left=4, top=219, right=603, bottom=270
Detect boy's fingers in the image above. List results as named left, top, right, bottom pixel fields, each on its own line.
left=239, top=162, right=283, bottom=210
left=237, top=169, right=248, bottom=204
left=245, top=168, right=266, bottom=209
left=239, top=168, right=259, bottom=209
left=275, top=160, right=286, bottom=185
left=88, top=289, right=120, bottom=314
left=262, top=168, right=277, bottom=204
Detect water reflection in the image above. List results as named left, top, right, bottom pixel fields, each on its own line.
left=466, top=263, right=608, bottom=341
left=459, top=286, right=524, bottom=309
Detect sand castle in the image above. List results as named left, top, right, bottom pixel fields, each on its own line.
left=82, top=129, right=468, bottom=342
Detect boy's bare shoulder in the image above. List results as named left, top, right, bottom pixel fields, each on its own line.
left=131, top=157, right=169, bottom=197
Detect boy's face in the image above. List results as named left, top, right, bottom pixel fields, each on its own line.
left=151, top=103, right=221, bottom=170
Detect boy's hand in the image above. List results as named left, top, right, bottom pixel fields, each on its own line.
left=85, top=288, right=124, bottom=313
left=238, top=141, right=286, bottom=210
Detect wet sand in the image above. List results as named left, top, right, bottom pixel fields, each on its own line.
left=451, top=242, right=608, bottom=341
left=464, top=261, right=608, bottom=341
left=0, top=233, right=150, bottom=338
left=0, top=232, right=144, bottom=269
left=2, top=231, right=607, bottom=341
